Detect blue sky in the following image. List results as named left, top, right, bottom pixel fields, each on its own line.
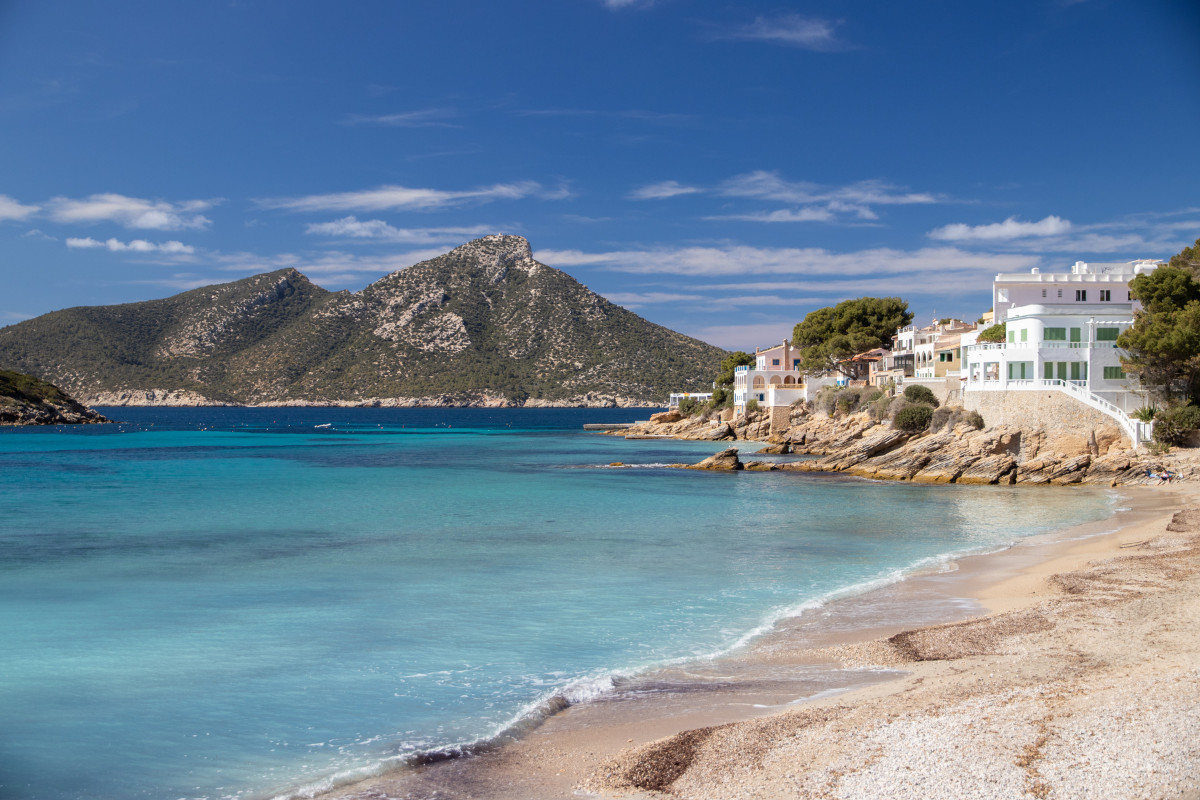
left=1, top=0, right=1197, bottom=351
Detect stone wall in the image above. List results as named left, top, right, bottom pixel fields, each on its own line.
left=964, top=390, right=1129, bottom=456
left=769, top=405, right=792, bottom=436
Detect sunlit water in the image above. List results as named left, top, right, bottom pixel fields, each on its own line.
left=0, top=408, right=1115, bottom=800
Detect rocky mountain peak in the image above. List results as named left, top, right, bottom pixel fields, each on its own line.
left=446, top=234, right=538, bottom=283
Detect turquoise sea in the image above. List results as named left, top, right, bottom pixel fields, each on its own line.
left=0, top=409, right=1116, bottom=800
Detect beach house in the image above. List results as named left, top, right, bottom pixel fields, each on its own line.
left=732, top=341, right=806, bottom=412
left=962, top=259, right=1162, bottom=444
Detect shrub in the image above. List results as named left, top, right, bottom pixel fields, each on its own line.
left=977, top=322, right=1007, bottom=343
left=1152, top=404, right=1200, bottom=446
left=868, top=396, right=892, bottom=421
left=860, top=389, right=884, bottom=409
left=894, top=404, right=935, bottom=432
left=903, top=384, right=940, bottom=408
left=1132, top=406, right=1157, bottom=422
left=1147, top=441, right=1171, bottom=456
left=677, top=397, right=700, bottom=416
left=888, top=396, right=910, bottom=418
left=815, top=386, right=840, bottom=415
left=709, top=386, right=731, bottom=410
left=834, top=388, right=862, bottom=415
left=929, top=406, right=986, bottom=433
left=745, top=398, right=760, bottom=413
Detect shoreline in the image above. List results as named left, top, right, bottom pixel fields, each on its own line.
left=315, top=483, right=1191, bottom=800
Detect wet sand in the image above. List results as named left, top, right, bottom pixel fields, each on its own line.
left=320, top=484, right=1195, bottom=800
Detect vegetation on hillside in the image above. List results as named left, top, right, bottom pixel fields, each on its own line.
left=0, top=369, right=67, bottom=405
left=792, top=297, right=913, bottom=375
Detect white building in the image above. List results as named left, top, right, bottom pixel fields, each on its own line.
left=963, top=260, right=1161, bottom=441
left=733, top=341, right=804, bottom=412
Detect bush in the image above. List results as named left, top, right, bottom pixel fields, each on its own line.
left=903, top=384, right=940, bottom=408
left=834, top=388, right=862, bottom=415
left=1152, top=404, right=1200, bottom=446
left=709, top=386, right=731, bottom=410
left=930, top=405, right=986, bottom=433
left=977, top=322, right=1006, bottom=343
left=677, top=397, right=700, bottom=416
left=868, top=396, right=892, bottom=421
left=861, top=389, right=885, bottom=409
left=1132, top=406, right=1157, bottom=422
left=815, top=386, right=840, bottom=415
left=888, top=396, right=911, bottom=418
left=745, top=398, right=760, bottom=413
left=894, top=404, right=935, bottom=432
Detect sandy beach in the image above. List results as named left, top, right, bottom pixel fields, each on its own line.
left=320, top=481, right=1200, bottom=800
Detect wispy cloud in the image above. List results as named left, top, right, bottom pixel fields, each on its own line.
left=0, top=194, right=40, bottom=221
left=929, top=215, right=1072, bottom=241
left=342, top=108, right=460, bottom=128
left=66, top=237, right=194, bottom=254
left=713, top=14, right=845, bottom=52
left=515, top=108, right=699, bottom=126
left=305, top=216, right=494, bottom=244
left=600, top=0, right=651, bottom=9
left=215, top=248, right=450, bottom=282
left=630, top=170, right=941, bottom=223
left=927, top=210, right=1199, bottom=255
left=629, top=180, right=702, bottom=200
left=536, top=244, right=1036, bottom=279
left=48, top=193, right=213, bottom=230
left=22, top=228, right=57, bottom=241
left=258, top=182, right=563, bottom=213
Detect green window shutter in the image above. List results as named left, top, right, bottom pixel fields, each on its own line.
left=1020, top=328, right=1028, bottom=342
left=1103, top=366, right=1126, bottom=379
left=1044, top=361, right=1053, bottom=380
left=1057, top=362, right=1067, bottom=380
left=1045, top=328, right=1066, bottom=341
left=1096, top=327, right=1119, bottom=341
left=1070, top=328, right=1081, bottom=343
left=1008, top=330, right=1015, bottom=343
left=1070, top=362, right=1081, bottom=380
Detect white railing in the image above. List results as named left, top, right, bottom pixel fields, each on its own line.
left=1037, top=379, right=1146, bottom=445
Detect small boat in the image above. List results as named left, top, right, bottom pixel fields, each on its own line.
left=314, top=423, right=332, bottom=429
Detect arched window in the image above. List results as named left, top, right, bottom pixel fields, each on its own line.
left=784, top=375, right=796, bottom=385
left=752, top=376, right=765, bottom=388
left=769, top=375, right=782, bottom=385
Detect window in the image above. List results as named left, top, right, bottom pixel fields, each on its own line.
left=1008, top=329, right=1016, bottom=343
left=1099, top=290, right=1111, bottom=301
left=1020, top=328, right=1028, bottom=342
left=1044, top=328, right=1066, bottom=341
left=1057, top=362, right=1068, bottom=381
left=1104, top=366, right=1126, bottom=379
left=793, top=359, right=800, bottom=369
left=1128, top=292, right=1132, bottom=301
left=1070, top=328, right=1081, bottom=343
left=1070, top=362, right=1081, bottom=380
left=1044, top=362, right=1054, bottom=380
left=1076, top=289, right=1087, bottom=301
left=1057, top=289, right=1063, bottom=298
left=1042, top=288, right=1047, bottom=297
left=1096, top=327, right=1119, bottom=341
left=772, top=358, right=779, bottom=366
left=1008, top=362, right=1033, bottom=379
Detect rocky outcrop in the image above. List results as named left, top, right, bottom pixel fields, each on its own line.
left=686, top=448, right=743, bottom=471
left=1, top=370, right=110, bottom=426
left=619, top=406, right=1191, bottom=486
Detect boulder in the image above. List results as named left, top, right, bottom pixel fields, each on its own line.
left=686, top=448, right=744, bottom=471
left=649, top=410, right=683, bottom=424
left=1015, top=457, right=1055, bottom=484
left=847, top=432, right=957, bottom=480
left=756, top=443, right=792, bottom=454
left=802, top=428, right=910, bottom=472
left=911, top=446, right=981, bottom=483
left=743, top=461, right=778, bottom=471
left=699, top=422, right=733, bottom=441
left=1080, top=454, right=1133, bottom=486
left=1047, top=455, right=1092, bottom=485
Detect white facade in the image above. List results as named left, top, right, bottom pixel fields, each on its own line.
left=965, top=260, right=1160, bottom=414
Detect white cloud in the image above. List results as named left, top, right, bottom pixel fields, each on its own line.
left=715, top=14, right=844, bottom=51
left=48, top=194, right=213, bottom=230
left=601, top=0, right=648, bottom=8
left=929, top=215, right=1073, bottom=241
left=0, top=194, right=39, bottom=221
left=305, top=216, right=493, bottom=244
left=535, top=244, right=1035, bottom=278
left=22, top=229, right=56, bottom=241
left=686, top=323, right=798, bottom=350
left=343, top=108, right=460, bottom=128
left=718, top=172, right=937, bottom=206
left=629, top=181, right=703, bottom=200
left=259, top=182, right=556, bottom=213
left=631, top=171, right=940, bottom=223
left=710, top=207, right=836, bottom=223
left=66, top=237, right=194, bottom=253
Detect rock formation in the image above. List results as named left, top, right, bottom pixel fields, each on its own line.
left=0, top=370, right=109, bottom=426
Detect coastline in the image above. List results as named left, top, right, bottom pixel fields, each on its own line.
left=316, top=483, right=1194, bottom=800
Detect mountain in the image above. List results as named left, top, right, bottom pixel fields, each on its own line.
left=0, top=235, right=725, bottom=407
left=0, top=369, right=109, bottom=425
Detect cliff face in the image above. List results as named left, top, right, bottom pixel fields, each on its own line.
left=0, top=235, right=725, bottom=406
left=0, top=370, right=109, bottom=425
